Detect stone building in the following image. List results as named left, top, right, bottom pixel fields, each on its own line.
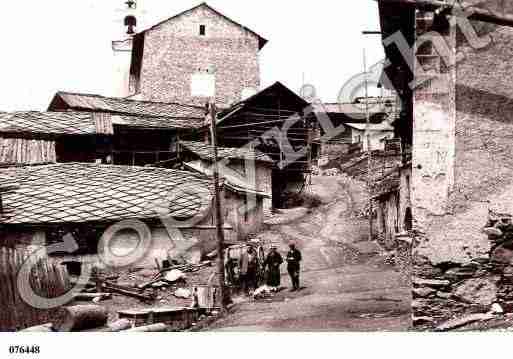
left=344, top=121, right=396, bottom=152
left=378, top=0, right=513, bottom=328
left=315, top=99, right=399, bottom=158
left=115, top=2, right=267, bottom=107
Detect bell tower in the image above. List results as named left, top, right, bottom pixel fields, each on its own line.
left=111, top=0, right=142, bottom=98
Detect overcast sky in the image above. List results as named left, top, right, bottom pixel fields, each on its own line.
left=0, top=0, right=385, bottom=111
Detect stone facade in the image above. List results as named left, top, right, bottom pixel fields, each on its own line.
left=411, top=2, right=513, bottom=328
left=132, top=4, right=262, bottom=107
left=223, top=188, right=265, bottom=241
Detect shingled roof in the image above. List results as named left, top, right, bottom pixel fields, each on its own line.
left=371, top=170, right=401, bottom=199
left=0, top=163, right=213, bottom=225
left=113, top=115, right=205, bottom=130
left=180, top=141, right=273, bottom=163
left=0, top=112, right=112, bottom=136
left=49, top=92, right=206, bottom=120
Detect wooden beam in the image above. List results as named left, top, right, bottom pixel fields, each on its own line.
left=378, top=0, right=513, bottom=28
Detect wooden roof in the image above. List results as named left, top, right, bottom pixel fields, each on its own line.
left=180, top=141, right=273, bottom=163
left=112, top=115, right=206, bottom=130
left=0, top=163, right=213, bottom=225
left=49, top=92, right=206, bottom=120
left=0, top=112, right=112, bottom=136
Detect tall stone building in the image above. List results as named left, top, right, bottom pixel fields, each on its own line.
left=379, top=0, right=513, bottom=329
left=113, top=2, right=267, bottom=107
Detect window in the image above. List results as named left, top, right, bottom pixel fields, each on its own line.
left=191, top=71, right=215, bottom=97
left=199, top=25, right=206, bottom=36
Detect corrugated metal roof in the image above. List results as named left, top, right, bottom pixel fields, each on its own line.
left=0, top=163, right=213, bottom=225
left=50, top=92, right=206, bottom=119
left=180, top=141, right=273, bottom=163
left=0, top=112, right=108, bottom=136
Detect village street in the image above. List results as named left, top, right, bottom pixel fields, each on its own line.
left=208, top=176, right=412, bottom=331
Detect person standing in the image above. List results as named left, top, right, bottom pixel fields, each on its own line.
left=286, top=242, right=302, bottom=291
left=240, top=246, right=258, bottom=294
left=264, top=246, right=283, bottom=289
left=224, top=250, right=237, bottom=286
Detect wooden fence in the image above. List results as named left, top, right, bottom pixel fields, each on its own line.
left=0, top=247, right=70, bottom=331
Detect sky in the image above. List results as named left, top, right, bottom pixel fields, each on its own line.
left=0, top=0, right=385, bottom=111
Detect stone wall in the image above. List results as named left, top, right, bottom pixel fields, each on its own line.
left=136, top=5, right=260, bottom=106
left=411, top=6, right=513, bottom=328
left=223, top=188, right=264, bottom=241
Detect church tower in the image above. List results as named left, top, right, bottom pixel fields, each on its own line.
left=111, top=0, right=141, bottom=98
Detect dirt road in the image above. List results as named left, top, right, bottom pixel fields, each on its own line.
left=208, top=176, right=412, bottom=332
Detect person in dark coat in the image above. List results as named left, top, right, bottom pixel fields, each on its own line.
left=286, top=242, right=302, bottom=291
left=264, top=246, right=283, bottom=288
left=240, top=246, right=258, bottom=294
left=224, top=250, right=237, bottom=286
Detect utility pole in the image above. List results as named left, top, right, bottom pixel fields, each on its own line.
left=362, top=30, right=382, bottom=241
left=208, top=100, right=229, bottom=311
left=363, top=49, right=374, bottom=242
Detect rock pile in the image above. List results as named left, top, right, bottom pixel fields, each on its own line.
left=413, top=211, right=513, bottom=329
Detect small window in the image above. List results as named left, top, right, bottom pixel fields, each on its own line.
left=199, top=25, right=206, bottom=36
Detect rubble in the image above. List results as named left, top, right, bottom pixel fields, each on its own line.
left=73, top=293, right=112, bottom=302
left=101, top=283, right=155, bottom=302
left=491, top=303, right=504, bottom=315
left=20, top=323, right=54, bottom=332
left=164, top=270, right=187, bottom=283
left=53, top=305, right=109, bottom=332
left=413, top=211, right=513, bottom=327
left=412, top=277, right=451, bottom=288
left=124, top=323, right=169, bottom=332
left=253, top=285, right=278, bottom=300
left=412, top=316, right=435, bottom=326
left=435, top=313, right=494, bottom=332
left=174, top=288, right=192, bottom=299
left=412, top=287, right=436, bottom=298
left=453, top=277, right=499, bottom=306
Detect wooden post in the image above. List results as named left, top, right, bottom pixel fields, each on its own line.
left=364, top=50, right=374, bottom=242
left=209, top=101, right=229, bottom=312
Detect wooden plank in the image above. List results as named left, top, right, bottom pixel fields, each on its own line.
left=0, top=247, right=11, bottom=330
left=50, top=141, right=56, bottom=162
left=0, top=248, right=6, bottom=330
left=11, top=248, right=23, bottom=330
left=26, top=255, right=39, bottom=328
